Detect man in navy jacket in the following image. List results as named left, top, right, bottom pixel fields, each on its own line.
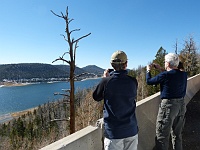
left=146, top=53, right=187, bottom=150
left=93, top=50, right=138, bottom=150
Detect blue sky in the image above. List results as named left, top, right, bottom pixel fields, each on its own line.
left=0, top=0, right=200, bottom=69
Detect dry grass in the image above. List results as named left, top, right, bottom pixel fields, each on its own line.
left=11, top=107, right=37, bottom=118
left=75, top=90, right=103, bottom=131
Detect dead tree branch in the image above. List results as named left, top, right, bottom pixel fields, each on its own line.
left=70, top=29, right=80, bottom=35
left=50, top=10, right=63, bottom=18
left=73, top=33, right=91, bottom=44
left=60, top=34, right=68, bottom=42
left=50, top=118, right=70, bottom=122
left=52, top=57, right=70, bottom=64
left=51, top=6, right=91, bottom=134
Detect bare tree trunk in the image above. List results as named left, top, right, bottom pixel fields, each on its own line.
left=69, top=63, right=75, bottom=133
left=51, top=7, right=91, bottom=134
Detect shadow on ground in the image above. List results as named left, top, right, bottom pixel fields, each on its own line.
left=182, top=90, right=200, bottom=150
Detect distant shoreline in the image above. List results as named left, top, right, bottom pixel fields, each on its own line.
left=0, top=107, right=38, bottom=124
left=0, top=82, right=31, bottom=87
left=11, top=107, right=38, bottom=118
left=80, top=77, right=101, bottom=81
left=0, top=77, right=101, bottom=87
left=0, top=81, right=63, bottom=87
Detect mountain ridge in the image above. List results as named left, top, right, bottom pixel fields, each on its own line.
left=0, top=63, right=104, bottom=82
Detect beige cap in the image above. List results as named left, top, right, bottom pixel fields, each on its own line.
left=110, top=50, right=127, bottom=64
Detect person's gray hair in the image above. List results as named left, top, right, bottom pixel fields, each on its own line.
left=165, top=53, right=179, bottom=67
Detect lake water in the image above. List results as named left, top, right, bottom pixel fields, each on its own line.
left=0, top=78, right=101, bottom=116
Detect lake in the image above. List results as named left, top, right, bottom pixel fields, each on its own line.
left=0, top=78, right=101, bottom=116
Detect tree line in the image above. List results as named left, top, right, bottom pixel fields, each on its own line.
left=0, top=63, right=103, bottom=82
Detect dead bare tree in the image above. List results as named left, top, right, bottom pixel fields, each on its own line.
left=51, top=7, right=91, bottom=134
left=180, top=36, right=198, bottom=76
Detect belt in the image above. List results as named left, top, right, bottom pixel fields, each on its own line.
left=162, top=97, right=183, bottom=100
left=162, top=98, right=184, bottom=103
left=169, top=97, right=184, bottom=100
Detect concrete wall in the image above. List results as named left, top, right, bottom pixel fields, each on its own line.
left=184, top=74, right=200, bottom=104
left=136, top=93, right=160, bottom=150
left=40, top=126, right=103, bottom=150
left=40, top=74, right=200, bottom=150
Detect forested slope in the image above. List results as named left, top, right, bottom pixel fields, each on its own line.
left=0, top=63, right=104, bottom=81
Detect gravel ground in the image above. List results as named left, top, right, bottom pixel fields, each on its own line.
left=182, top=90, right=200, bottom=150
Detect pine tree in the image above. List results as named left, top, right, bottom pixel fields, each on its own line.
left=147, top=47, right=167, bottom=96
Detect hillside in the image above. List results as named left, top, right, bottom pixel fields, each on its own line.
left=54, top=65, right=86, bottom=75
left=0, top=63, right=104, bottom=82
left=82, top=65, right=105, bottom=75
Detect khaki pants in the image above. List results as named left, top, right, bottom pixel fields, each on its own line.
left=104, top=134, right=138, bottom=150
left=156, top=98, right=186, bottom=150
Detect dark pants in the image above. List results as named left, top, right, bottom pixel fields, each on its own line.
left=155, top=98, right=186, bottom=150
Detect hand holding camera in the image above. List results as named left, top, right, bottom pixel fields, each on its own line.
left=103, top=69, right=114, bottom=77
left=147, top=63, right=164, bottom=72
left=108, top=69, right=114, bottom=73
left=147, top=63, right=158, bottom=71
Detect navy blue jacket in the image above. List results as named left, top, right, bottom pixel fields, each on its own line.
left=93, top=70, right=138, bottom=139
left=146, top=69, right=187, bottom=99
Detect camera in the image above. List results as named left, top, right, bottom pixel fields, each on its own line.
left=151, top=63, right=156, bottom=68
left=108, top=69, right=114, bottom=73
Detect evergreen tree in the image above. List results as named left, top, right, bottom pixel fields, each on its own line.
left=179, top=36, right=199, bottom=76
left=153, top=46, right=167, bottom=69
left=147, top=47, right=167, bottom=96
